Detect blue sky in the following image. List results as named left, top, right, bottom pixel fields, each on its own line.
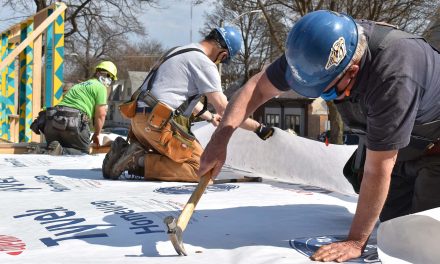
left=141, top=0, right=215, bottom=47
left=0, top=4, right=30, bottom=32
left=0, top=0, right=214, bottom=48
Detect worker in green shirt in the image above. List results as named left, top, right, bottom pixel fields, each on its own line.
left=41, top=61, right=117, bottom=155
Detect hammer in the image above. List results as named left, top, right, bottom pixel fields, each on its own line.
left=213, top=176, right=262, bottom=184
left=164, top=174, right=211, bottom=256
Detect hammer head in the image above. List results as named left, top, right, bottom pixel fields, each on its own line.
left=164, top=216, right=187, bottom=256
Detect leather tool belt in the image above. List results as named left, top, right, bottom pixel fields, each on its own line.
left=143, top=94, right=196, bottom=163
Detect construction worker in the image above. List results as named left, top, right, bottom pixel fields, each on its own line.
left=198, top=10, right=440, bottom=262
left=103, top=26, right=274, bottom=182
left=40, top=61, right=117, bottom=155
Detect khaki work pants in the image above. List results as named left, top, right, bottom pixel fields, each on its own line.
left=131, top=113, right=203, bottom=182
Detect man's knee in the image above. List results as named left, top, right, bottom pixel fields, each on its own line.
left=412, top=158, right=440, bottom=213
left=144, top=153, right=199, bottom=182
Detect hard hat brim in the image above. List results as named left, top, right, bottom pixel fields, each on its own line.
left=96, top=67, right=117, bottom=80
left=285, top=68, right=326, bottom=98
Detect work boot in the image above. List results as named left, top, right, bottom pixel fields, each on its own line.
left=125, top=163, right=145, bottom=181
left=109, top=141, right=145, bottom=180
left=102, top=137, right=129, bottom=179
left=47, top=141, right=63, bottom=156
left=27, top=143, right=47, bottom=154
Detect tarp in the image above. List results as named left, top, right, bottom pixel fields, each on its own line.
left=378, top=207, right=440, bottom=263
left=194, top=124, right=357, bottom=194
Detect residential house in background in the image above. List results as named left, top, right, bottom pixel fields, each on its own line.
left=105, top=71, right=148, bottom=128
left=224, top=82, right=328, bottom=139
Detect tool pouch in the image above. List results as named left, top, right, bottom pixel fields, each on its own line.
left=53, top=115, right=69, bottom=130
left=343, top=136, right=366, bottom=194
left=53, top=115, right=80, bottom=132
left=147, top=106, right=195, bottom=163
left=118, top=99, right=137, bottom=119
left=343, top=149, right=364, bottom=194
left=168, top=119, right=195, bottom=162
left=46, top=107, right=81, bottom=132
left=155, top=120, right=195, bottom=163
left=30, top=110, right=47, bottom=135
left=147, top=101, right=173, bottom=130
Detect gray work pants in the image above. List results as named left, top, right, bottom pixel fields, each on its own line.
left=43, top=107, right=91, bottom=155
left=380, top=155, right=440, bottom=221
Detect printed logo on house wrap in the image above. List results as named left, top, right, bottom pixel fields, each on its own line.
left=14, top=207, right=113, bottom=247
left=0, top=235, right=26, bottom=256
left=0, top=176, right=42, bottom=192
left=280, top=183, right=332, bottom=195
left=12, top=202, right=167, bottom=248
left=4, top=158, right=27, bottom=167
left=35, top=176, right=70, bottom=192
left=154, top=184, right=239, bottom=195
left=289, top=235, right=381, bottom=263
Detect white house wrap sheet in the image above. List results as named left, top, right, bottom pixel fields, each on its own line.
left=0, top=123, right=436, bottom=263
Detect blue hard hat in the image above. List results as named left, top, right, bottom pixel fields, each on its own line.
left=285, top=10, right=358, bottom=98
left=215, top=26, right=242, bottom=62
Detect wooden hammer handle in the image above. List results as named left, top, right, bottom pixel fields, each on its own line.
left=176, top=174, right=211, bottom=232
left=214, top=176, right=262, bottom=184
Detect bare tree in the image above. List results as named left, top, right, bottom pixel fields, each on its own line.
left=64, top=13, right=132, bottom=81
left=2, top=0, right=160, bottom=81
left=199, top=0, right=439, bottom=142
left=202, top=0, right=288, bottom=89
left=65, top=30, right=165, bottom=82
left=256, top=0, right=439, bottom=144
left=115, top=40, right=165, bottom=77
left=2, top=0, right=156, bottom=37
left=424, top=5, right=440, bottom=50
left=271, top=0, right=437, bottom=35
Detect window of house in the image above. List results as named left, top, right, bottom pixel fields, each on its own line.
left=266, top=114, right=280, bottom=127
left=285, top=114, right=300, bottom=133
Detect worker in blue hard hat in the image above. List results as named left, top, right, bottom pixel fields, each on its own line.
left=215, top=26, right=242, bottom=63
left=198, top=10, right=440, bottom=262
left=103, top=26, right=274, bottom=182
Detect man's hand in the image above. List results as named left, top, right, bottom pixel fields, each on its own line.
left=209, top=113, right=222, bottom=127
left=311, top=240, right=364, bottom=262
left=198, top=129, right=231, bottom=179
left=254, top=123, right=274, bottom=140
left=92, top=133, right=101, bottom=147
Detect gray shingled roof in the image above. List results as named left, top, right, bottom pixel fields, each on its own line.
left=127, top=71, right=149, bottom=92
